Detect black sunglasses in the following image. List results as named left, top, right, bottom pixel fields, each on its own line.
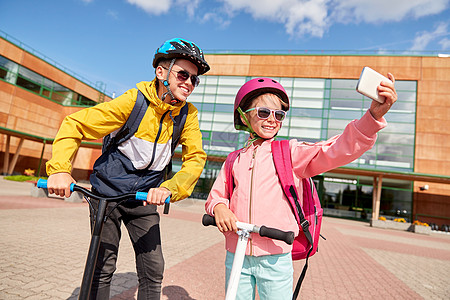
left=245, top=107, right=286, bottom=122
left=162, top=66, right=200, bottom=87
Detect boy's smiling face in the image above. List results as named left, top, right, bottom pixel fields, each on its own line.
left=243, top=93, right=284, bottom=140
left=156, top=58, right=199, bottom=103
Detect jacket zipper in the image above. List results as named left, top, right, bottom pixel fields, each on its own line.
left=131, top=110, right=170, bottom=192
left=248, top=146, right=257, bottom=255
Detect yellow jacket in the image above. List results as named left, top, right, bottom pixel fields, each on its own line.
left=46, top=79, right=206, bottom=201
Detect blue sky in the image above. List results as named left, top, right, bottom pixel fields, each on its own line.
left=1, top=0, right=449, bottom=97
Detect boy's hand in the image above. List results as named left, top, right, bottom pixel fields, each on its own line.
left=144, top=187, right=171, bottom=206
left=213, top=203, right=238, bottom=233
left=369, top=73, right=398, bottom=120
left=47, top=173, right=76, bottom=198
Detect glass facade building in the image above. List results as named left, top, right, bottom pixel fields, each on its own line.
left=178, top=75, right=417, bottom=221
left=0, top=55, right=98, bottom=107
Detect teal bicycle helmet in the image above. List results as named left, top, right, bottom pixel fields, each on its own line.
left=153, top=38, right=210, bottom=75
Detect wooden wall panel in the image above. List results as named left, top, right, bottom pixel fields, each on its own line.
left=414, top=159, right=450, bottom=175
left=206, top=54, right=424, bottom=80
left=414, top=57, right=450, bottom=177
left=205, top=54, right=251, bottom=76
left=0, top=38, right=23, bottom=64
left=415, top=133, right=450, bottom=148
left=248, top=55, right=331, bottom=78
left=0, top=81, right=14, bottom=117
left=329, top=56, right=421, bottom=80
left=418, top=80, right=450, bottom=94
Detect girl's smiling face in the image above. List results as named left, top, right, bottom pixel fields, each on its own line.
left=242, top=93, right=284, bottom=140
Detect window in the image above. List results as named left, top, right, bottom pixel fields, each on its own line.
left=0, top=54, right=101, bottom=107
left=193, top=75, right=417, bottom=173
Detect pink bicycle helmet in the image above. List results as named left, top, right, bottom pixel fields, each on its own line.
left=234, top=78, right=290, bottom=130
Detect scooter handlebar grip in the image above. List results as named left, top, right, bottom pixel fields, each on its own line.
left=202, top=214, right=216, bottom=227
left=259, top=226, right=295, bottom=245
left=37, top=179, right=75, bottom=192
left=37, top=179, right=47, bottom=189
left=135, top=193, right=170, bottom=203
left=135, top=192, right=148, bottom=201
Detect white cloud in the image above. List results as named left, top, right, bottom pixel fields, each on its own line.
left=410, top=22, right=449, bottom=51
left=176, top=0, right=201, bottom=18
left=126, top=0, right=172, bottom=15
left=201, top=12, right=232, bottom=28
left=331, top=0, right=450, bottom=24
left=218, top=0, right=449, bottom=38
left=439, top=38, right=450, bottom=50
left=107, top=9, right=119, bottom=20
left=126, top=0, right=199, bottom=17
left=220, top=0, right=329, bottom=37
left=125, top=0, right=450, bottom=39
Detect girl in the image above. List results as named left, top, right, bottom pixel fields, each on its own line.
left=205, top=76, right=397, bottom=299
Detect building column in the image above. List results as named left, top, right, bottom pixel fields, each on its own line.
left=3, top=135, right=11, bottom=174
left=372, top=175, right=383, bottom=220
left=8, top=137, right=25, bottom=174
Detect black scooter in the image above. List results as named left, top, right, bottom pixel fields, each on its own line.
left=37, top=179, right=170, bottom=300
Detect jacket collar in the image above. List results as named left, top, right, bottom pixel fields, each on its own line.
left=137, top=79, right=185, bottom=115
left=242, top=137, right=275, bottom=153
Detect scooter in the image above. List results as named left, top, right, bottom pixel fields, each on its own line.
left=202, top=214, right=294, bottom=300
left=36, top=179, right=170, bottom=300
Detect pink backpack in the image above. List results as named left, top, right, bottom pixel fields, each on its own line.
left=224, top=139, right=324, bottom=299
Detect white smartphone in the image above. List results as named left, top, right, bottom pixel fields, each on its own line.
left=356, top=67, right=392, bottom=103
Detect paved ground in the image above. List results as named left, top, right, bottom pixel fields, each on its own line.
left=0, top=177, right=449, bottom=299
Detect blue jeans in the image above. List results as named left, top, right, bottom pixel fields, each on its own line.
left=225, top=251, right=293, bottom=300
left=89, top=199, right=164, bottom=300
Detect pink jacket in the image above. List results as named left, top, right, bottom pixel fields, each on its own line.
left=205, top=110, right=387, bottom=256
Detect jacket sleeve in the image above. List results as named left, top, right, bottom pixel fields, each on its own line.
left=45, top=89, right=137, bottom=175
left=204, top=163, right=230, bottom=216
left=290, top=110, right=387, bottom=178
left=160, top=103, right=207, bottom=202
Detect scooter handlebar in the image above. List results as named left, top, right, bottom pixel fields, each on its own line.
left=202, top=214, right=216, bottom=227
left=259, top=226, right=294, bottom=245
left=37, top=179, right=170, bottom=212
left=201, top=214, right=294, bottom=245
left=37, top=178, right=75, bottom=192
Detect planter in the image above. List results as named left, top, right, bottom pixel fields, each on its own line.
left=30, top=185, right=48, bottom=198
left=370, top=219, right=411, bottom=231
left=371, top=219, right=431, bottom=235
left=410, top=224, right=431, bottom=235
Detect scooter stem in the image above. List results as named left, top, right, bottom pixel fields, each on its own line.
left=226, top=229, right=250, bottom=300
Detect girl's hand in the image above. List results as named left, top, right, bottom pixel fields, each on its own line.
left=47, top=172, right=76, bottom=198
left=369, top=72, right=398, bottom=120
left=213, top=203, right=238, bottom=233
left=145, top=187, right=171, bottom=206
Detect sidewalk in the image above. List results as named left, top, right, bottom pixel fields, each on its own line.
left=0, top=177, right=449, bottom=299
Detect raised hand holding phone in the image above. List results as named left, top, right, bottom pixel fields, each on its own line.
left=356, top=67, right=397, bottom=120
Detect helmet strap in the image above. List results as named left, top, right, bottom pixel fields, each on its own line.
left=237, top=107, right=263, bottom=147
left=160, top=59, right=180, bottom=105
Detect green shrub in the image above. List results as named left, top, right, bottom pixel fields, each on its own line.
left=3, top=175, right=47, bottom=182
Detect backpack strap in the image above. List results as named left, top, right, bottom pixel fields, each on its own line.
left=170, top=102, right=189, bottom=155
left=272, top=140, right=313, bottom=245
left=271, top=140, right=314, bottom=300
left=163, top=103, right=189, bottom=182
left=224, top=149, right=241, bottom=198
left=102, top=91, right=149, bottom=152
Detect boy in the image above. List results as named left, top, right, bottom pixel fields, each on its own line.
left=46, top=38, right=209, bottom=299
